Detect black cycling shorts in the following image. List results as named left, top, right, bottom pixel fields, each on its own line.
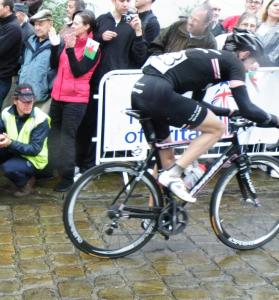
left=131, top=75, right=207, bottom=141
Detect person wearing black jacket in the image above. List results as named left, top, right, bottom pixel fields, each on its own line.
left=92, top=1, right=147, bottom=85
left=16, top=0, right=43, bottom=17
left=14, top=3, right=34, bottom=64
left=135, top=0, right=160, bottom=45
left=0, top=0, right=22, bottom=110
left=76, top=0, right=148, bottom=173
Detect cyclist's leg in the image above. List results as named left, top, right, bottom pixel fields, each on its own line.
left=132, top=78, right=176, bottom=170
left=157, top=109, right=224, bottom=170
left=132, top=76, right=224, bottom=201
left=159, top=110, right=225, bottom=202
left=158, top=136, right=176, bottom=169
left=176, top=110, right=225, bottom=167
left=156, top=90, right=225, bottom=201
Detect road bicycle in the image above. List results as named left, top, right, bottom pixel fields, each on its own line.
left=63, top=110, right=279, bottom=258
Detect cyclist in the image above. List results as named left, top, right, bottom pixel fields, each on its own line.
left=131, top=29, right=279, bottom=203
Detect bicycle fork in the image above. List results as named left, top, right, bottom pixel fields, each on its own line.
left=236, top=155, right=261, bottom=207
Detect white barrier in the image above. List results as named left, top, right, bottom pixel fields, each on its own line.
left=95, top=68, right=279, bottom=164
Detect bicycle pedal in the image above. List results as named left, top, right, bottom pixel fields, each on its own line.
left=160, top=232, right=170, bottom=240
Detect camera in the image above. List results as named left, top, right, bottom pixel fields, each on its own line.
left=123, top=12, right=137, bottom=23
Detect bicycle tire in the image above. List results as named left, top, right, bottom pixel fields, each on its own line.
left=210, top=155, right=279, bottom=250
left=63, top=162, right=163, bottom=258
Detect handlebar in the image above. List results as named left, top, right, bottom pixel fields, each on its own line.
left=229, top=116, right=279, bottom=130
left=229, top=116, right=255, bottom=130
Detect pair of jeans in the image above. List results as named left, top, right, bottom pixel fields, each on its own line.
left=0, top=77, right=12, bottom=110
left=49, top=101, right=87, bottom=181
left=0, top=149, right=35, bottom=187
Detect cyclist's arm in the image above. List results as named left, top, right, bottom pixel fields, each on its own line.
left=229, top=80, right=279, bottom=126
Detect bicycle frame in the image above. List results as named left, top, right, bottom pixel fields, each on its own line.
left=63, top=114, right=279, bottom=257
left=115, top=112, right=259, bottom=220
left=150, top=125, right=257, bottom=201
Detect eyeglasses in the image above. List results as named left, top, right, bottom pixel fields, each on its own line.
left=212, top=8, right=221, bottom=12
left=246, top=0, right=262, bottom=5
left=239, top=22, right=257, bottom=29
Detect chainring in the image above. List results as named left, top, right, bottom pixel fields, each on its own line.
left=158, top=204, right=188, bottom=236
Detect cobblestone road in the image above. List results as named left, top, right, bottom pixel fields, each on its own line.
left=0, top=174, right=279, bottom=300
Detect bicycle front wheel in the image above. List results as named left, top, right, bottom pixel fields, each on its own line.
left=63, top=162, right=162, bottom=258
left=211, top=155, right=279, bottom=250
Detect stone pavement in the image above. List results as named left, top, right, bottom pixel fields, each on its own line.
left=0, top=175, right=279, bottom=300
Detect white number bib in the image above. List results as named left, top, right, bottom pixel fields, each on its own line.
left=144, top=50, right=187, bottom=74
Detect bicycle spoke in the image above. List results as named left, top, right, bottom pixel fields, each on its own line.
left=63, top=163, right=161, bottom=258
left=211, top=156, right=279, bottom=249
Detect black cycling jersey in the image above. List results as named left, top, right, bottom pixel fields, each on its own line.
left=143, top=48, right=245, bottom=94
left=131, top=48, right=277, bottom=141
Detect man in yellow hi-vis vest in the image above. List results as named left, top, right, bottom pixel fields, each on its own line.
left=0, top=83, right=50, bottom=197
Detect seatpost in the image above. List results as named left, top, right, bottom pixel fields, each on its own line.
left=139, top=118, right=156, bottom=143
left=139, top=117, right=162, bottom=170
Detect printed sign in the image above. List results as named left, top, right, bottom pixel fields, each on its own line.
left=102, top=69, right=279, bottom=152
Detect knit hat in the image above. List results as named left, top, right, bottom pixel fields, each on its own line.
left=14, top=3, right=29, bottom=14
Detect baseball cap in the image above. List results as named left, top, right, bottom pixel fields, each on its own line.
left=14, top=3, right=29, bottom=14
left=30, top=9, right=53, bottom=22
left=14, top=84, right=35, bottom=102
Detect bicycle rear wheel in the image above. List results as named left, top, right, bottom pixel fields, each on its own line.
left=210, top=155, right=279, bottom=250
left=63, top=162, right=162, bottom=258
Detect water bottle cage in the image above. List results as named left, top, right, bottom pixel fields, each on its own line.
left=184, top=162, right=205, bottom=189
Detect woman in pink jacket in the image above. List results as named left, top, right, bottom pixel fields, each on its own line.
left=48, top=9, right=101, bottom=192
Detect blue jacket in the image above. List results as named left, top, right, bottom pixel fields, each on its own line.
left=19, top=35, right=55, bottom=102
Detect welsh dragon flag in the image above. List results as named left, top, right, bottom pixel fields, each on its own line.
left=84, top=38, right=100, bottom=60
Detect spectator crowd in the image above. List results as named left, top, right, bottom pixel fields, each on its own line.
left=0, top=0, right=279, bottom=196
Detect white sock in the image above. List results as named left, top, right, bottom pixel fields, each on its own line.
left=166, top=164, right=184, bottom=177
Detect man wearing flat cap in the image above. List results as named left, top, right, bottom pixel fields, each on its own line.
left=30, top=8, right=52, bottom=21
left=18, top=9, right=55, bottom=113
left=0, top=83, right=50, bottom=197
